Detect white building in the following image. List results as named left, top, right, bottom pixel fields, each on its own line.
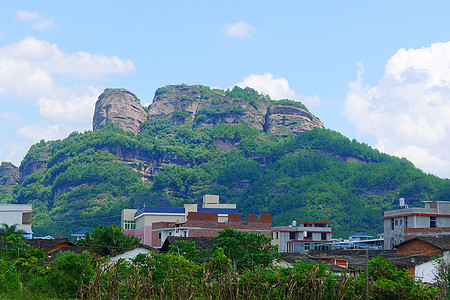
left=121, top=195, right=237, bottom=246
left=272, top=221, right=334, bottom=253
left=0, top=204, right=33, bottom=238
left=383, top=200, right=450, bottom=249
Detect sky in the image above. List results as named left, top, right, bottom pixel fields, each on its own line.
left=0, top=1, right=450, bottom=178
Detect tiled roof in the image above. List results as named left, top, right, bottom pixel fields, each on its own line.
left=349, top=232, right=374, bottom=238
left=24, top=238, right=77, bottom=251
left=135, top=206, right=185, bottom=217
left=71, top=230, right=92, bottom=236
left=197, top=207, right=238, bottom=214
left=397, top=236, right=450, bottom=251
left=135, top=205, right=238, bottom=218
left=306, top=249, right=440, bottom=271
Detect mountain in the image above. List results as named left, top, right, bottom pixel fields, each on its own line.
left=1, top=85, right=447, bottom=237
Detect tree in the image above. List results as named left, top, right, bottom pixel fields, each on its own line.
left=0, top=223, right=26, bottom=238
left=77, top=224, right=140, bottom=256
left=214, top=227, right=279, bottom=271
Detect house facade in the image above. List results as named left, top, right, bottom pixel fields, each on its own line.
left=121, top=195, right=237, bottom=246
left=383, top=201, right=450, bottom=249
left=151, top=212, right=271, bottom=248
left=395, top=236, right=450, bottom=283
left=271, top=221, right=334, bottom=253
left=0, top=204, right=33, bottom=238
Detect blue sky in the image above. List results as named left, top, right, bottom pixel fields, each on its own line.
left=1, top=1, right=450, bottom=178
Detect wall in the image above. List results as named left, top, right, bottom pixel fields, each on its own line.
left=396, top=239, right=442, bottom=256
left=0, top=204, right=32, bottom=237
left=152, top=212, right=272, bottom=247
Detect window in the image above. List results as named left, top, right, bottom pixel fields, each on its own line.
left=306, top=232, right=313, bottom=240
left=400, top=219, right=402, bottom=226
left=124, top=220, right=136, bottom=230
left=158, top=232, right=161, bottom=239
left=430, top=216, right=436, bottom=228
left=404, top=216, right=408, bottom=228
left=22, top=212, right=32, bottom=225
left=276, top=232, right=279, bottom=239
left=304, top=243, right=311, bottom=251
left=391, top=220, right=394, bottom=230
left=289, top=232, right=296, bottom=240
left=395, top=220, right=398, bottom=226
left=321, top=233, right=327, bottom=240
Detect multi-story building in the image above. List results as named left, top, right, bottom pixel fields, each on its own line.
left=383, top=200, right=450, bottom=250
left=271, top=221, right=334, bottom=253
left=0, top=204, right=33, bottom=238
left=151, top=212, right=271, bottom=248
left=121, top=195, right=237, bottom=245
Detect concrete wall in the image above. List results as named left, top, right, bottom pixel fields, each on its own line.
left=0, top=204, right=32, bottom=237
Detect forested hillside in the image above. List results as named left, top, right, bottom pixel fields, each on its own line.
left=1, top=85, right=448, bottom=237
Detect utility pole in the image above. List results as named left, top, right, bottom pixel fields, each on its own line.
left=365, top=248, right=369, bottom=300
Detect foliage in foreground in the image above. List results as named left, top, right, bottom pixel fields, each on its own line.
left=77, top=224, right=140, bottom=255
left=0, top=232, right=444, bottom=299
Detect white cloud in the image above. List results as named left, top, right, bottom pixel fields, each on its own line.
left=344, top=42, right=450, bottom=178
left=16, top=10, right=58, bottom=31
left=0, top=111, right=20, bottom=124
left=222, top=21, right=255, bottom=37
left=0, top=37, right=135, bottom=81
left=235, top=73, right=322, bottom=107
left=0, top=37, right=135, bottom=166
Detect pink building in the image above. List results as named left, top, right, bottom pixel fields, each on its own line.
left=151, top=212, right=272, bottom=248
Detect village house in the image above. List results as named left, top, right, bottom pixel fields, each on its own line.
left=0, top=203, right=33, bottom=238
left=121, top=195, right=238, bottom=246
left=151, top=212, right=271, bottom=248
left=383, top=200, right=450, bottom=249
left=332, top=232, right=384, bottom=250
left=271, top=221, right=334, bottom=253
left=395, top=236, right=450, bottom=283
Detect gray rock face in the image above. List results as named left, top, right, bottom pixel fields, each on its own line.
left=266, top=104, right=324, bottom=135
left=93, top=85, right=324, bottom=137
left=147, top=85, right=269, bottom=131
left=0, top=162, right=19, bottom=194
left=148, top=85, right=323, bottom=136
left=93, top=89, right=147, bottom=134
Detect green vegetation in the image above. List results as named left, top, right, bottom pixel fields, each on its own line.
left=0, top=84, right=447, bottom=238
left=214, top=227, right=280, bottom=270
left=0, top=231, right=442, bottom=299
left=4, top=120, right=446, bottom=238
left=270, top=98, right=309, bottom=111
left=78, top=224, right=140, bottom=255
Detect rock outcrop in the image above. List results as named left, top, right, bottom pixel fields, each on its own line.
left=266, top=104, right=324, bottom=135
left=0, top=162, right=19, bottom=194
left=93, top=85, right=324, bottom=136
left=147, top=85, right=269, bottom=131
left=93, top=88, right=147, bottom=134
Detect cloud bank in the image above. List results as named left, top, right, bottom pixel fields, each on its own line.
left=344, top=42, right=450, bottom=178
left=16, top=10, right=58, bottom=31
left=222, top=21, right=255, bottom=37
left=0, top=37, right=135, bottom=165
left=236, top=73, right=321, bottom=107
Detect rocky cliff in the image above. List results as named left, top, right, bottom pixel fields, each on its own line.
left=93, top=88, right=147, bottom=134
left=93, top=85, right=324, bottom=136
left=0, top=162, right=19, bottom=194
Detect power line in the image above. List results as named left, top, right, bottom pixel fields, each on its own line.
left=48, top=214, right=122, bottom=223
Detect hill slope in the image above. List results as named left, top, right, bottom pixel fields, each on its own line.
left=1, top=85, right=448, bottom=237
